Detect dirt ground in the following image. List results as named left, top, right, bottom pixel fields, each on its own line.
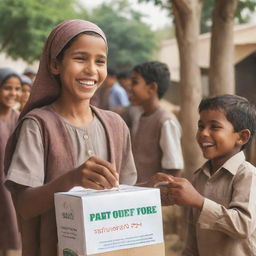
left=162, top=206, right=185, bottom=256
left=165, top=234, right=182, bottom=256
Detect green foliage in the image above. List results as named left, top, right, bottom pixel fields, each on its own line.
left=82, top=0, right=158, bottom=71
left=0, top=0, right=78, bottom=62
left=155, top=25, right=175, bottom=40
left=201, top=0, right=256, bottom=33
left=138, top=0, right=167, bottom=8
left=139, top=0, right=256, bottom=33
left=235, top=0, right=256, bottom=23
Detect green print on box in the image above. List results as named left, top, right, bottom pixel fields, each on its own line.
left=63, top=248, right=78, bottom=256
left=89, top=206, right=157, bottom=222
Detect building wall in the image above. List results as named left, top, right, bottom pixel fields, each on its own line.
left=163, top=70, right=208, bottom=106
left=163, top=81, right=180, bottom=105
left=235, top=52, right=256, bottom=105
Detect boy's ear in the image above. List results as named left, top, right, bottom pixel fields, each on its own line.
left=149, top=81, right=158, bottom=95
left=49, top=58, right=60, bottom=75
left=237, top=129, right=251, bottom=146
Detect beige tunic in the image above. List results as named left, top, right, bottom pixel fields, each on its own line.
left=0, top=110, right=20, bottom=250
left=131, top=106, right=184, bottom=183
left=183, top=151, right=256, bottom=256
left=5, top=105, right=137, bottom=256
left=7, top=108, right=136, bottom=187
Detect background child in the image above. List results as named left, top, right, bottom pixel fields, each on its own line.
left=4, top=20, right=137, bottom=256
left=19, top=75, right=32, bottom=112
left=22, top=66, right=36, bottom=82
left=162, top=94, right=256, bottom=256
left=117, top=70, right=132, bottom=93
left=104, top=67, right=130, bottom=109
left=129, top=61, right=184, bottom=183
left=0, top=67, right=21, bottom=256
left=92, top=67, right=130, bottom=110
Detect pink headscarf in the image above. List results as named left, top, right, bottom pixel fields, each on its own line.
left=20, top=19, right=107, bottom=119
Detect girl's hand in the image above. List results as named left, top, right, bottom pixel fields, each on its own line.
left=73, top=156, right=119, bottom=190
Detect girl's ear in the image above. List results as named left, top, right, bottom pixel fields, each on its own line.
left=49, top=58, right=60, bottom=75
left=237, top=129, right=251, bottom=147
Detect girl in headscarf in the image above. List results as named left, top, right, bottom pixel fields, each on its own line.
left=0, top=67, right=21, bottom=256
left=4, top=20, right=137, bottom=256
left=18, top=75, right=33, bottom=112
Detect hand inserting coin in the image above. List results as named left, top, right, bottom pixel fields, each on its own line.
left=154, top=180, right=175, bottom=205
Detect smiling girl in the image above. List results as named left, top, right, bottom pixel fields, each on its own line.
left=4, top=20, right=137, bottom=256
left=0, top=67, right=21, bottom=256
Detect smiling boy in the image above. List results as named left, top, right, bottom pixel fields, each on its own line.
left=162, top=94, right=256, bottom=256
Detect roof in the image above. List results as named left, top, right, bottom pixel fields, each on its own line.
left=158, top=23, right=256, bottom=82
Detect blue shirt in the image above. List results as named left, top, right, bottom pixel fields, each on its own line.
left=109, top=83, right=130, bottom=108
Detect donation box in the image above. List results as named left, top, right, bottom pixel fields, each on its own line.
left=55, top=185, right=165, bottom=256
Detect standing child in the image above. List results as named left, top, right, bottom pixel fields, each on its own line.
left=162, top=94, right=256, bottom=256
left=129, top=61, right=184, bottom=183
left=117, top=70, right=132, bottom=93
left=0, top=68, right=21, bottom=256
left=4, top=20, right=137, bottom=256
left=92, top=68, right=130, bottom=110
left=22, top=67, right=36, bottom=82
left=19, top=75, right=32, bottom=112
left=104, top=68, right=130, bottom=109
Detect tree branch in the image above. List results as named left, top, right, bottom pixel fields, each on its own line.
left=214, top=0, right=238, bottom=23
left=171, top=0, right=191, bottom=14
left=171, top=0, right=203, bottom=15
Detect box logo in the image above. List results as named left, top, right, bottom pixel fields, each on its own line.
left=63, top=248, right=78, bottom=256
left=62, top=202, right=74, bottom=220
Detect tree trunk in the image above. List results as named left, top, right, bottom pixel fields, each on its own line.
left=170, top=0, right=204, bottom=181
left=209, top=0, right=238, bottom=95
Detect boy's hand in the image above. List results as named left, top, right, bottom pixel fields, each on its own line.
left=168, top=177, right=204, bottom=209
left=141, top=172, right=174, bottom=206
left=73, top=156, right=119, bottom=190
left=144, top=172, right=174, bottom=188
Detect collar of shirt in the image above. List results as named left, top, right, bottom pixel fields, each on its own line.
left=195, top=151, right=245, bottom=177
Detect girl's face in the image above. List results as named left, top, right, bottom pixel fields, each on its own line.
left=196, top=109, right=241, bottom=171
left=129, top=71, right=151, bottom=106
left=0, top=76, right=21, bottom=109
left=51, top=34, right=107, bottom=102
left=20, top=84, right=31, bottom=105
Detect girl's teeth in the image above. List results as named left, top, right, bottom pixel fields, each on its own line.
left=79, top=80, right=94, bottom=85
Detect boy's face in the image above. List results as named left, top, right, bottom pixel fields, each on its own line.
left=0, top=76, right=21, bottom=109
left=119, top=78, right=132, bottom=92
left=129, top=72, right=151, bottom=106
left=196, top=109, right=242, bottom=169
left=51, top=34, right=107, bottom=102
left=104, top=75, right=116, bottom=88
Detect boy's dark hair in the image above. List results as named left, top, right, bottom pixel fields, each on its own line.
left=117, top=70, right=132, bottom=80
left=199, top=94, right=256, bottom=149
left=133, top=61, right=171, bottom=99
left=107, top=67, right=116, bottom=77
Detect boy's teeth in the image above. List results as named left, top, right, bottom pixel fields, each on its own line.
left=202, top=142, right=214, bottom=147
